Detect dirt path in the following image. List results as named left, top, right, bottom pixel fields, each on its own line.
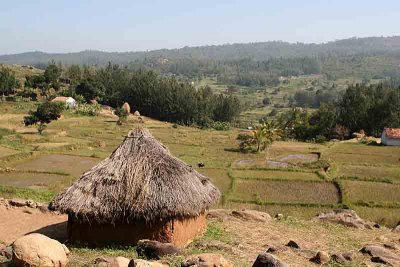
left=0, top=206, right=67, bottom=245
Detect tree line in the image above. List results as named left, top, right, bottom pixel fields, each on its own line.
left=276, top=83, right=400, bottom=141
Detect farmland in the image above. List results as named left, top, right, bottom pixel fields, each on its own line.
left=0, top=101, right=400, bottom=228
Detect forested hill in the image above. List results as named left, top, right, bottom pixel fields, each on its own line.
left=2, top=36, right=400, bottom=65
left=2, top=36, right=400, bottom=85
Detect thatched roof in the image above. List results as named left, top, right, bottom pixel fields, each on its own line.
left=49, top=127, right=220, bottom=224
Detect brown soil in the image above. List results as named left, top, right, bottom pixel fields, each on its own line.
left=0, top=205, right=67, bottom=245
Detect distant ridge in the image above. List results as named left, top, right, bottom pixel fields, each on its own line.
left=1, top=36, right=400, bottom=67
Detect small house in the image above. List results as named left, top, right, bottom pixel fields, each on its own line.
left=381, top=128, right=400, bottom=146
left=51, top=96, right=76, bottom=108
left=49, top=127, right=220, bottom=247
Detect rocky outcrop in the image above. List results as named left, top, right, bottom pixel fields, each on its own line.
left=314, top=209, right=374, bottom=229
left=252, top=252, right=288, bottom=267
left=231, top=209, right=272, bottom=222
left=310, top=251, right=330, bottom=264
left=182, top=253, right=233, bottom=267
left=12, top=233, right=69, bottom=267
left=360, top=244, right=400, bottom=266
left=136, top=240, right=180, bottom=259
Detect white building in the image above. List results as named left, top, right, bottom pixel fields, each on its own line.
left=51, top=96, right=76, bottom=108
left=381, top=128, right=400, bottom=146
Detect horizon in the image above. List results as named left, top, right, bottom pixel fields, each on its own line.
left=1, top=0, right=400, bottom=55
left=1, top=35, right=400, bottom=56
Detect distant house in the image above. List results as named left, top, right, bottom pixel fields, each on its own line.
left=381, top=128, right=400, bottom=146
left=51, top=96, right=76, bottom=108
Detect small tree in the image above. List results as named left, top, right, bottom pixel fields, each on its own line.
left=237, top=120, right=281, bottom=153
left=24, top=102, right=64, bottom=134
left=0, top=66, right=19, bottom=96
left=114, top=107, right=128, bottom=125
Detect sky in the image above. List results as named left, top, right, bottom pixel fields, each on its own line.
left=1, top=0, right=399, bottom=54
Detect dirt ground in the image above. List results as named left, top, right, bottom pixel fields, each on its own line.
left=0, top=205, right=67, bottom=245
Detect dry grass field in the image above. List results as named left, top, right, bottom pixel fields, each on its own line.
left=0, top=101, right=400, bottom=228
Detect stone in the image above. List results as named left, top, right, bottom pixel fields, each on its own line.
left=206, top=209, right=231, bottom=220
left=275, top=214, right=284, bottom=220
left=137, top=239, right=180, bottom=259
left=266, top=245, right=288, bottom=254
left=181, top=253, right=233, bottom=267
left=360, top=244, right=400, bottom=265
left=314, top=209, right=374, bottom=229
left=12, top=233, right=69, bottom=267
left=231, top=209, right=272, bottom=222
left=331, top=254, right=347, bottom=264
left=26, top=200, right=38, bottom=208
left=9, top=199, right=27, bottom=207
left=133, top=111, right=140, bottom=116
left=0, top=245, right=12, bottom=259
left=341, top=252, right=354, bottom=261
left=393, top=224, right=400, bottom=233
left=252, top=252, right=289, bottom=267
left=286, top=240, right=300, bottom=249
left=310, top=251, right=330, bottom=264
left=129, top=259, right=167, bottom=267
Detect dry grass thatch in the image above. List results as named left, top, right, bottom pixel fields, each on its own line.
left=49, top=127, right=220, bottom=224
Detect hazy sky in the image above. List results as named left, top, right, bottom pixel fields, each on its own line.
left=1, top=0, right=399, bottom=54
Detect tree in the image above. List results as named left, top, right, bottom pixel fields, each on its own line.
left=24, top=102, right=64, bottom=134
left=114, top=107, right=129, bottom=125
left=0, top=66, right=19, bottom=96
left=75, top=78, right=105, bottom=101
left=237, top=120, right=280, bottom=152
left=25, top=75, right=49, bottom=97
left=44, top=62, right=61, bottom=85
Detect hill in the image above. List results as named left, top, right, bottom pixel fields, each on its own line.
left=2, top=36, right=400, bottom=84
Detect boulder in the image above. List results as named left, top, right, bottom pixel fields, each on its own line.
left=0, top=245, right=12, bottom=259
left=207, top=209, right=231, bottom=220
left=310, top=251, right=330, bottom=264
left=286, top=240, right=300, bottom=249
left=129, top=259, right=167, bottom=267
left=136, top=239, right=180, bottom=259
left=181, top=253, right=233, bottom=267
left=12, top=233, right=69, bottom=267
left=122, top=102, right=131, bottom=114
left=314, top=209, right=374, bottom=229
left=231, top=209, right=272, bottom=222
left=360, top=244, right=400, bottom=265
left=252, top=252, right=289, bottom=267
left=393, top=223, right=400, bottom=233
left=9, top=199, right=27, bottom=207
left=133, top=111, right=140, bottom=116
left=331, top=254, right=347, bottom=264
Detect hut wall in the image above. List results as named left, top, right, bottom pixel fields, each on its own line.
left=67, top=213, right=206, bottom=247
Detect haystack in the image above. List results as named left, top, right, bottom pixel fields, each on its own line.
left=122, top=102, right=131, bottom=114
left=49, top=127, right=220, bottom=247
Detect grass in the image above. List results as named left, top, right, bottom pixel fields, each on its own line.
left=230, top=179, right=340, bottom=204
left=1, top=101, right=400, bottom=227
left=230, top=169, right=321, bottom=180
left=342, top=180, right=400, bottom=204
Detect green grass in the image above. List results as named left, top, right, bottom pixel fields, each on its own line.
left=342, top=180, right=400, bottom=205
left=230, top=179, right=340, bottom=204
left=0, top=184, right=54, bottom=202
left=230, top=169, right=321, bottom=180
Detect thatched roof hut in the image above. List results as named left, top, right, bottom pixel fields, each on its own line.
left=50, top=127, right=220, bottom=247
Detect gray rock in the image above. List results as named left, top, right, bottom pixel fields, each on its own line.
left=252, top=253, right=289, bottom=267
left=360, top=244, right=400, bottom=265
left=286, top=240, right=300, bottom=249
left=137, top=239, right=180, bottom=259
left=314, top=209, right=374, bottom=229
left=181, top=253, right=233, bottom=267
left=310, top=251, right=330, bottom=264
left=231, top=209, right=272, bottom=222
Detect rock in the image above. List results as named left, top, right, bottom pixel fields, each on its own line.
left=206, top=209, right=231, bottom=220
left=136, top=239, right=180, bottom=259
left=0, top=245, right=12, bottom=259
left=122, top=102, right=131, bottom=114
left=275, top=214, right=284, bottom=220
left=310, top=251, right=330, bottom=264
left=371, top=256, right=395, bottom=266
left=93, top=257, right=131, bottom=267
left=266, top=245, right=288, bottom=254
left=393, top=223, right=400, bottom=232
left=252, top=252, right=289, bottom=267
left=331, top=254, right=347, bottom=264
left=341, top=252, right=354, bottom=261
left=129, top=259, right=167, bottom=267
left=133, top=111, right=140, bottom=116
left=286, top=240, right=300, bottom=249
left=231, top=209, right=272, bottom=222
left=314, top=209, right=374, bottom=229
left=12, top=233, right=69, bottom=267
left=360, top=244, right=400, bottom=265
left=26, top=200, right=38, bottom=208
left=182, top=253, right=233, bottom=267
left=9, top=199, right=27, bottom=207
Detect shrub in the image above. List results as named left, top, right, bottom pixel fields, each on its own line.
left=74, top=103, right=100, bottom=116
left=211, top=121, right=231, bottom=131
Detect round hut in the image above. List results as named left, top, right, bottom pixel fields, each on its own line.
left=49, top=127, right=220, bottom=247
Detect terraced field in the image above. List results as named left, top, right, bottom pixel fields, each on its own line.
left=0, top=101, right=400, bottom=227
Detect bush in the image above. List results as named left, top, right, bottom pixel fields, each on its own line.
left=211, top=121, right=231, bottom=131
left=74, top=103, right=100, bottom=116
